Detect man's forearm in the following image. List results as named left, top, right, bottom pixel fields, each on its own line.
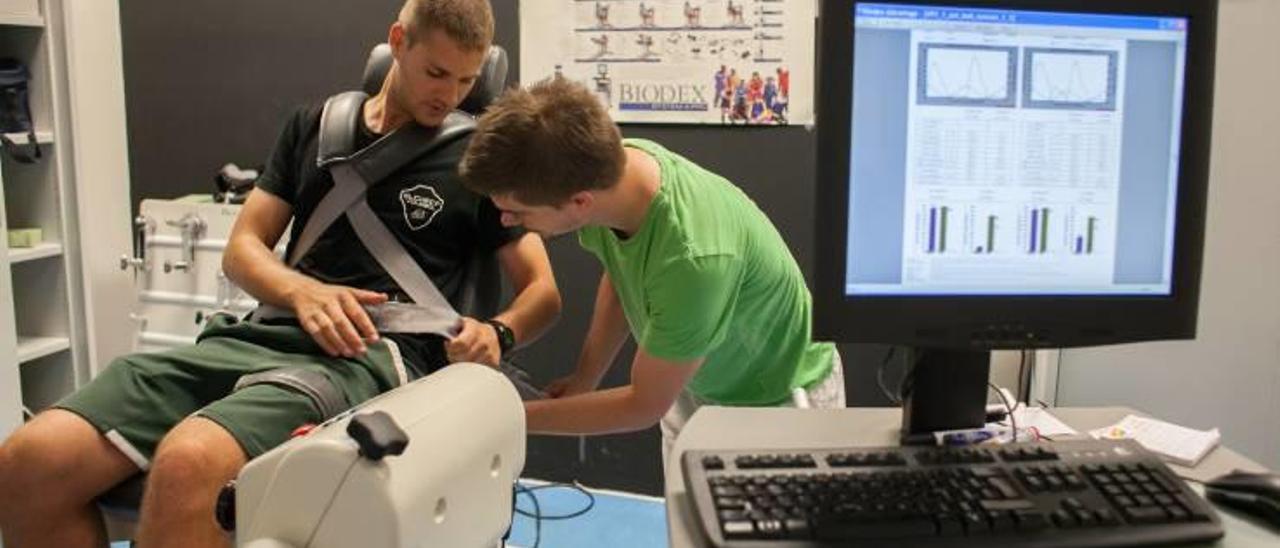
left=222, top=234, right=316, bottom=309
left=525, top=386, right=659, bottom=435
left=571, top=274, right=631, bottom=386
left=493, top=277, right=561, bottom=348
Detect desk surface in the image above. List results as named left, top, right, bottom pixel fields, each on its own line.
left=665, top=406, right=1277, bottom=548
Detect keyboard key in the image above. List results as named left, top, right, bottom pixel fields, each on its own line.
left=988, top=511, right=1017, bottom=532
left=1052, top=509, right=1077, bottom=528
left=755, top=518, right=784, bottom=538
left=1014, top=510, right=1049, bottom=531
left=814, top=516, right=937, bottom=540
left=989, top=476, right=1020, bottom=499
left=719, top=509, right=747, bottom=522
left=1124, top=506, right=1169, bottom=524
left=783, top=518, right=812, bottom=539
left=722, top=520, right=754, bottom=538
left=715, top=496, right=747, bottom=510
left=1173, top=494, right=1213, bottom=521
left=980, top=499, right=1035, bottom=512
left=1074, top=509, right=1097, bottom=527
left=961, top=511, right=989, bottom=535
left=1095, top=508, right=1122, bottom=525
left=712, top=485, right=743, bottom=498
left=936, top=515, right=964, bottom=536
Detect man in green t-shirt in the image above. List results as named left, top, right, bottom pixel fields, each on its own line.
left=460, top=78, right=845, bottom=462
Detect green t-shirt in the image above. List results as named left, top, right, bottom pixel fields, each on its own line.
left=578, top=139, right=834, bottom=405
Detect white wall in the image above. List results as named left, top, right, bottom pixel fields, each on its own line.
left=1057, top=0, right=1280, bottom=469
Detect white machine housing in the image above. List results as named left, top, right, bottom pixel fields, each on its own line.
left=234, top=363, right=526, bottom=548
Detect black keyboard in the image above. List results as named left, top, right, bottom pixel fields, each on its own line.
left=682, top=439, right=1223, bottom=547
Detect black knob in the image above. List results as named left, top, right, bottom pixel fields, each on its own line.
left=215, top=480, right=236, bottom=532
left=347, top=411, right=409, bottom=461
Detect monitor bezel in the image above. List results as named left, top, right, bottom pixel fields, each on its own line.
left=813, top=0, right=1217, bottom=349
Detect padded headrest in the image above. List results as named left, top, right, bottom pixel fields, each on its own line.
left=360, top=43, right=509, bottom=116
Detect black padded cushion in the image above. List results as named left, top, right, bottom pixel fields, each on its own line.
left=360, top=43, right=508, bottom=116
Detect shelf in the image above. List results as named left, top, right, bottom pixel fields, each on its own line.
left=0, top=12, right=43, bottom=28
left=16, top=335, right=69, bottom=364
left=7, top=241, right=61, bottom=263
left=2, top=131, right=53, bottom=146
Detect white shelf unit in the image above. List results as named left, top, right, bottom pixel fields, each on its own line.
left=7, top=240, right=61, bottom=262
left=0, top=12, right=43, bottom=28
left=1, top=0, right=113, bottom=439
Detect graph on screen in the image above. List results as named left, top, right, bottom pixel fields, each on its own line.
left=1024, top=48, right=1118, bottom=110
left=917, top=44, right=1018, bottom=108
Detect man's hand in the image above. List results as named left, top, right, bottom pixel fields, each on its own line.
left=545, top=371, right=602, bottom=399
left=445, top=317, right=502, bottom=367
left=289, top=282, right=387, bottom=358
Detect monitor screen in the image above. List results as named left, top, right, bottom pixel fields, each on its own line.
left=814, top=0, right=1216, bottom=348
left=847, top=3, right=1188, bottom=297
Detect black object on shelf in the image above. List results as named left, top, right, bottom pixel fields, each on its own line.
left=214, top=162, right=259, bottom=204
left=0, top=57, right=41, bottom=164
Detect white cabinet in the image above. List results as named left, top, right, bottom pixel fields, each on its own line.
left=0, top=0, right=132, bottom=438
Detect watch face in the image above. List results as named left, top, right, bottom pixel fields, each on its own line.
left=489, top=320, right=514, bottom=351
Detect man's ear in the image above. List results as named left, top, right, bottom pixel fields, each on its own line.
left=389, top=21, right=407, bottom=61
left=568, top=191, right=595, bottom=212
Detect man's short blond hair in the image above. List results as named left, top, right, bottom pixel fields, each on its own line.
left=399, top=0, right=494, bottom=51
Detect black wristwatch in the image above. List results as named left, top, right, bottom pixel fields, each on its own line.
left=484, top=319, right=516, bottom=355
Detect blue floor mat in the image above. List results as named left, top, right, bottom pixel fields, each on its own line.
left=110, top=480, right=667, bottom=548
left=507, top=480, right=667, bottom=548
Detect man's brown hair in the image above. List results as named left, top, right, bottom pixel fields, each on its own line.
left=399, top=0, right=494, bottom=51
left=461, top=77, right=626, bottom=205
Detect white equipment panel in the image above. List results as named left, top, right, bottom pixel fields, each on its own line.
left=122, top=199, right=285, bottom=352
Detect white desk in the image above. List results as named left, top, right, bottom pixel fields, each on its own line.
left=665, top=407, right=1278, bottom=547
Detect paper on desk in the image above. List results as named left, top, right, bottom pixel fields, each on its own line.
left=1089, top=414, right=1220, bottom=467
left=986, top=406, right=1078, bottom=437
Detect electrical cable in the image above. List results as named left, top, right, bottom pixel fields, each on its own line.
left=875, top=346, right=901, bottom=405
left=990, top=382, right=1018, bottom=443
left=897, top=349, right=923, bottom=402
left=514, top=481, right=597, bottom=548
left=1016, top=349, right=1029, bottom=404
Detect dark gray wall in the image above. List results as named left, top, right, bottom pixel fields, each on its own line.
left=121, top=0, right=897, bottom=496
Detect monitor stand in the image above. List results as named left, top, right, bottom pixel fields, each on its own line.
left=899, top=348, right=991, bottom=445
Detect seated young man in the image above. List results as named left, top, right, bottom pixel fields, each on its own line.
left=459, top=78, right=845, bottom=468
left=0, top=1, right=560, bottom=547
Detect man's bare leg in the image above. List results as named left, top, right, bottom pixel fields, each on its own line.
left=0, top=409, right=140, bottom=548
left=135, top=416, right=245, bottom=548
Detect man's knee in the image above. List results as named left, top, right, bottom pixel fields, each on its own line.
left=149, top=421, right=244, bottom=493
left=0, top=413, right=91, bottom=511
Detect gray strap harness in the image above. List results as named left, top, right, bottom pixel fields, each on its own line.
left=256, top=92, right=476, bottom=337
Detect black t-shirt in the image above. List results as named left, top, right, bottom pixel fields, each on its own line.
left=256, top=102, right=523, bottom=377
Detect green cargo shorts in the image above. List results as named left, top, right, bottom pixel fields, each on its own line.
left=56, top=313, right=407, bottom=467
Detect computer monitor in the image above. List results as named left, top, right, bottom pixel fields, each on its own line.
left=813, top=0, right=1217, bottom=440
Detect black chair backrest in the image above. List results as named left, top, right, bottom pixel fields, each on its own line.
left=360, top=43, right=509, bottom=116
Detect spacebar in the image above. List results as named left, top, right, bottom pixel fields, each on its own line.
left=814, top=517, right=937, bottom=540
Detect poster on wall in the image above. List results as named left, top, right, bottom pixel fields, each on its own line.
left=520, top=0, right=815, bottom=125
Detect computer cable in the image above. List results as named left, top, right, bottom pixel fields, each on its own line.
left=897, top=349, right=924, bottom=402
left=989, top=382, right=1018, bottom=443
left=875, top=346, right=902, bottom=405
left=514, top=480, right=597, bottom=548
